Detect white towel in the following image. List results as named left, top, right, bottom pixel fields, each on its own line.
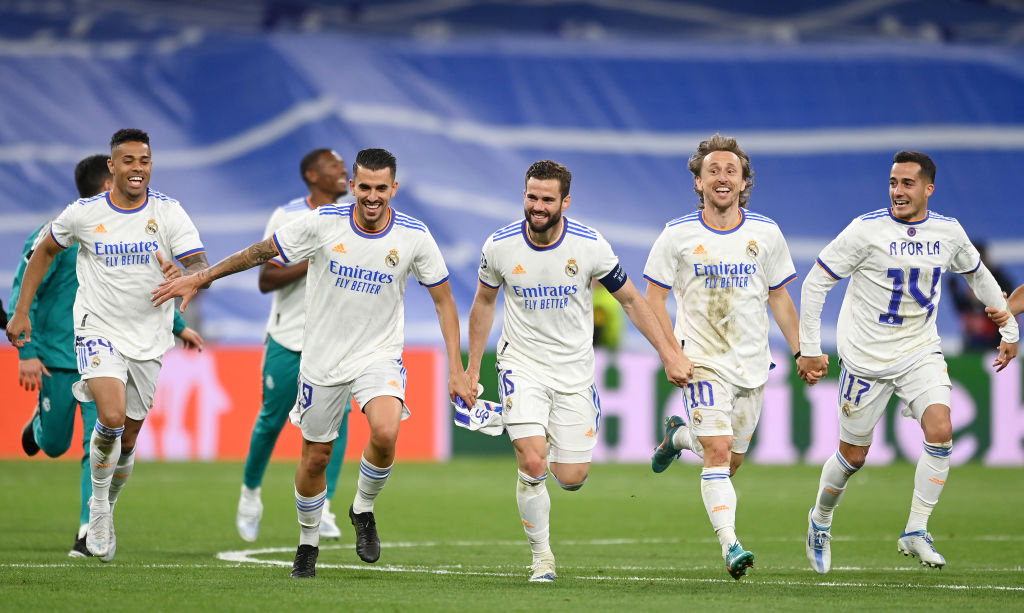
left=452, top=386, right=505, bottom=436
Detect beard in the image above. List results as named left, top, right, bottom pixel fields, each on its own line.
left=525, top=209, right=562, bottom=234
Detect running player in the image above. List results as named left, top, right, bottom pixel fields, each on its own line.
left=236, top=149, right=352, bottom=543
left=645, top=134, right=806, bottom=580
left=466, top=160, right=689, bottom=583
left=6, top=129, right=209, bottom=562
left=152, top=148, right=474, bottom=579
left=798, top=150, right=1018, bottom=573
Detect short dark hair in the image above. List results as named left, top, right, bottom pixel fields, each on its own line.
left=74, top=154, right=112, bottom=198
left=353, top=148, right=397, bottom=179
left=525, top=160, right=572, bottom=199
left=687, top=133, right=754, bottom=208
left=300, top=148, right=334, bottom=185
left=893, top=150, right=936, bottom=183
left=110, top=128, right=150, bottom=151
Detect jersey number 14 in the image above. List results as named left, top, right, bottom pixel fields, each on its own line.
left=879, top=267, right=940, bottom=326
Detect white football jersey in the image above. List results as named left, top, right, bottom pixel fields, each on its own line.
left=643, top=208, right=797, bottom=389
left=273, top=204, right=449, bottom=386
left=478, top=217, right=621, bottom=393
left=810, top=207, right=994, bottom=377
left=262, top=196, right=347, bottom=352
left=50, top=189, right=205, bottom=361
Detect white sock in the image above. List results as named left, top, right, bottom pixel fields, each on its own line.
left=296, top=488, right=326, bottom=547
left=241, top=485, right=261, bottom=502
left=906, top=441, right=951, bottom=533
left=700, top=466, right=736, bottom=555
left=352, top=455, right=391, bottom=514
left=671, top=426, right=704, bottom=459
left=812, top=451, right=859, bottom=527
left=89, top=421, right=123, bottom=504
left=108, top=447, right=135, bottom=505
left=516, top=471, right=551, bottom=555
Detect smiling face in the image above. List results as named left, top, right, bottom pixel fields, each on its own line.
left=694, top=150, right=746, bottom=213
left=310, top=150, right=348, bottom=200
left=889, top=161, right=933, bottom=221
left=107, top=140, right=151, bottom=205
left=350, top=165, right=397, bottom=230
left=523, top=177, right=569, bottom=240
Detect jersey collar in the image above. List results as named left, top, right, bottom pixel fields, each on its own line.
left=350, top=206, right=393, bottom=239
left=699, top=208, right=745, bottom=234
left=521, top=217, right=567, bottom=251
left=888, top=207, right=929, bottom=225
left=106, top=190, right=149, bottom=214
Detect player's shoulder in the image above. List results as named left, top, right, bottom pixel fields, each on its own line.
left=488, top=220, right=524, bottom=244
left=663, top=210, right=702, bottom=229
left=147, top=188, right=181, bottom=208
left=279, top=196, right=311, bottom=214
left=316, top=202, right=353, bottom=217
left=925, top=209, right=961, bottom=225
left=854, top=207, right=892, bottom=224
left=743, top=209, right=781, bottom=227
left=391, top=208, right=429, bottom=233
left=564, top=217, right=601, bottom=242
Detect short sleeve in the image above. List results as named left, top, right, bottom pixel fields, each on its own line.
left=814, top=220, right=864, bottom=280
left=49, top=202, right=79, bottom=250
left=765, top=226, right=798, bottom=290
left=272, top=209, right=321, bottom=264
left=477, top=238, right=502, bottom=289
left=411, top=229, right=450, bottom=287
left=263, top=208, right=289, bottom=266
left=589, top=233, right=620, bottom=281
left=166, top=203, right=205, bottom=261
left=642, top=226, right=678, bottom=289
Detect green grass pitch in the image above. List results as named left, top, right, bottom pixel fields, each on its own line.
left=1, top=458, right=1021, bottom=611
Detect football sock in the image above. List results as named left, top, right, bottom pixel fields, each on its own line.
left=517, top=471, right=551, bottom=555
left=906, top=440, right=952, bottom=533
left=700, top=466, right=737, bottom=555
left=296, top=487, right=326, bottom=547
left=108, top=447, right=136, bottom=505
left=671, top=426, right=704, bottom=459
left=352, top=455, right=391, bottom=514
left=812, top=450, right=859, bottom=527
left=89, top=421, right=123, bottom=503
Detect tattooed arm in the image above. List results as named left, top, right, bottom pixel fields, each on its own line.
left=151, top=238, right=280, bottom=310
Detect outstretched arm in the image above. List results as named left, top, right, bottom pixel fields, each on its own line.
left=616, top=279, right=689, bottom=387
left=151, top=237, right=279, bottom=311
left=964, top=264, right=1019, bottom=372
left=5, top=233, right=62, bottom=347
left=643, top=281, right=693, bottom=387
left=797, top=263, right=840, bottom=384
left=466, top=282, right=499, bottom=391
left=427, top=281, right=475, bottom=407
left=258, top=260, right=309, bottom=293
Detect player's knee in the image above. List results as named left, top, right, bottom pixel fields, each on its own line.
left=519, top=456, right=547, bottom=479
left=554, top=475, right=587, bottom=491
left=369, top=424, right=399, bottom=450
left=40, top=441, right=71, bottom=458
left=923, top=422, right=953, bottom=444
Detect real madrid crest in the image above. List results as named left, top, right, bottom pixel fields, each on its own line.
left=746, top=240, right=758, bottom=257
left=145, top=218, right=159, bottom=235
left=385, top=249, right=399, bottom=268
left=564, top=258, right=579, bottom=277
left=504, top=396, right=513, bottom=412
left=90, top=355, right=102, bottom=368
left=842, top=403, right=851, bottom=417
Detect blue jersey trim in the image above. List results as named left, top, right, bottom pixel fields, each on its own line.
left=49, top=225, right=68, bottom=250
left=479, top=278, right=500, bottom=289
left=175, top=247, right=205, bottom=261
left=667, top=212, right=701, bottom=227
left=643, top=274, right=671, bottom=290
left=522, top=219, right=567, bottom=252
left=272, top=233, right=290, bottom=264
left=887, top=207, right=929, bottom=225
left=769, top=273, right=797, bottom=291
left=699, top=209, right=745, bottom=235
left=421, top=275, right=450, bottom=288
left=816, top=258, right=842, bottom=281
left=106, top=192, right=149, bottom=214
left=350, top=207, right=394, bottom=239
left=964, top=258, right=982, bottom=274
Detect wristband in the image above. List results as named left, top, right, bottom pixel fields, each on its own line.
left=794, top=351, right=802, bottom=360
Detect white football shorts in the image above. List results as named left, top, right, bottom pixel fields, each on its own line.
left=682, top=366, right=764, bottom=454
left=72, top=334, right=161, bottom=421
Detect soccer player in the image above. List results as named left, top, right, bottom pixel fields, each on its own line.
left=798, top=150, right=1018, bottom=574
left=236, top=149, right=353, bottom=543
left=643, top=134, right=805, bottom=580
left=9, top=154, right=203, bottom=557
left=152, top=148, right=475, bottom=579
left=466, top=160, right=690, bottom=583
left=6, top=129, right=209, bottom=562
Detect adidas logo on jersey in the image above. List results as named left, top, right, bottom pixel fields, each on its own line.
left=584, top=428, right=595, bottom=438
left=512, top=264, right=526, bottom=274
left=332, top=243, right=347, bottom=253
left=693, top=244, right=706, bottom=255
left=387, top=380, right=400, bottom=388
left=93, top=224, right=108, bottom=233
